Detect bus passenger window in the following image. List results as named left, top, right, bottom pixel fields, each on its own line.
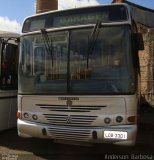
left=1, top=61, right=9, bottom=85
left=1, top=43, right=18, bottom=90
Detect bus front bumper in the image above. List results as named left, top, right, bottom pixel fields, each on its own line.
left=17, top=119, right=137, bottom=146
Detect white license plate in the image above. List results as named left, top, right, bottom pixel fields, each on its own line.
left=104, top=131, right=127, bottom=140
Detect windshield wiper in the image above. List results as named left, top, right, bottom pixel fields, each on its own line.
left=41, top=28, right=54, bottom=67
left=87, top=23, right=101, bottom=69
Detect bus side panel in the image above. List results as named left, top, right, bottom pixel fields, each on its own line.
left=0, top=98, right=11, bottom=131
left=8, top=97, right=17, bottom=129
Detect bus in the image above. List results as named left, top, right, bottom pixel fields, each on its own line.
left=0, top=31, right=19, bottom=131
left=17, top=3, right=144, bottom=146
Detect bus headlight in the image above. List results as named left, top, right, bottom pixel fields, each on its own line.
left=23, top=112, right=29, bottom=119
left=116, top=116, right=123, bottom=123
left=104, top=117, right=111, bottom=124
left=32, top=114, right=38, bottom=120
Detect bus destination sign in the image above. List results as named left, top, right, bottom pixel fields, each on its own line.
left=53, top=12, right=109, bottom=27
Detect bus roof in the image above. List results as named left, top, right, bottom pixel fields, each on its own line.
left=26, top=3, right=129, bottom=18
left=125, top=1, right=154, bottom=28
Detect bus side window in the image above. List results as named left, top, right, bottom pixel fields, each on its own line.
left=1, top=43, right=18, bottom=90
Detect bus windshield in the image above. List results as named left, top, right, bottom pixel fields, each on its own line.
left=19, top=25, right=135, bottom=95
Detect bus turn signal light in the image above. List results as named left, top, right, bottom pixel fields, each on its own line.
left=16, top=112, right=21, bottom=119
left=127, top=116, right=136, bottom=123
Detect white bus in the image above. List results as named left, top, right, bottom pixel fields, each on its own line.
left=17, top=3, right=145, bottom=146
left=0, top=31, right=19, bottom=131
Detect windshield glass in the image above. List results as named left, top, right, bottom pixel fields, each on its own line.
left=19, top=25, right=135, bottom=95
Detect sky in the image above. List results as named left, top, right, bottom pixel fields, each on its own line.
left=0, top=0, right=153, bottom=33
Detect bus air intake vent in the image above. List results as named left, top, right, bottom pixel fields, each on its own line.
left=48, top=126, right=91, bottom=141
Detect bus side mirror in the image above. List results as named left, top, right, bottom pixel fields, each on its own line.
left=134, top=33, right=144, bottom=51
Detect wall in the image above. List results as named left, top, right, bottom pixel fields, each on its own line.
left=138, top=24, right=154, bottom=106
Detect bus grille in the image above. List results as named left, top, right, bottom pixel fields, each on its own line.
left=48, top=126, right=91, bottom=141
left=43, top=114, right=97, bottom=126
left=37, top=104, right=106, bottom=112
left=37, top=104, right=106, bottom=126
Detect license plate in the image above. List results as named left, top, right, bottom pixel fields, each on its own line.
left=104, top=131, right=127, bottom=140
